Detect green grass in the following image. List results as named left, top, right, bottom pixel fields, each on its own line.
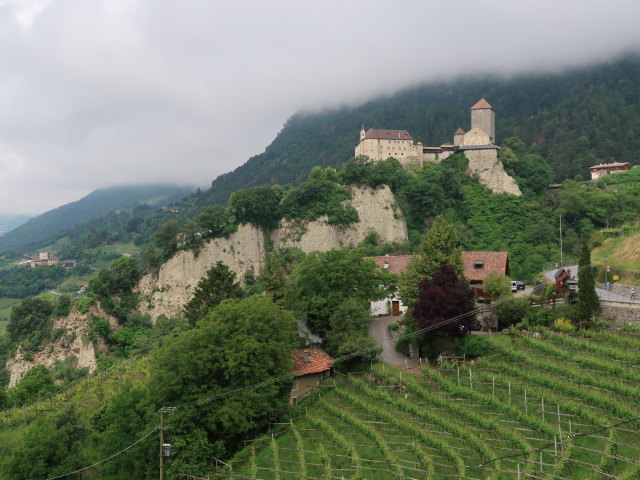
left=227, top=329, right=640, bottom=479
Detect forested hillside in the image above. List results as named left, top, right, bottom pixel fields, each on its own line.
left=0, top=184, right=194, bottom=255
left=206, top=54, right=640, bottom=204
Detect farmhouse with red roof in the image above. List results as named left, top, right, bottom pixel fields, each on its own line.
left=290, top=348, right=334, bottom=405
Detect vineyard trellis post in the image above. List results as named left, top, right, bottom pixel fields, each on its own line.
left=524, top=389, right=528, bottom=415
left=542, top=397, right=545, bottom=422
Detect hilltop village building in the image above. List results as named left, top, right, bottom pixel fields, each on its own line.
left=589, top=162, right=630, bottom=180
left=355, top=99, right=522, bottom=195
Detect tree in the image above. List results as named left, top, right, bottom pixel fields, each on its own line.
left=229, top=185, right=284, bottom=230
left=324, top=298, right=381, bottom=368
left=493, top=298, right=532, bottom=330
left=149, top=296, right=298, bottom=453
left=285, top=249, right=395, bottom=333
left=398, top=216, right=463, bottom=307
left=155, top=220, right=180, bottom=259
left=8, top=365, right=55, bottom=407
left=196, top=204, right=230, bottom=237
left=481, top=273, right=512, bottom=299
left=7, top=297, right=54, bottom=348
left=183, top=261, right=244, bottom=326
left=577, top=242, right=599, bottom=326
left=412, top=265, right=476, bottom=338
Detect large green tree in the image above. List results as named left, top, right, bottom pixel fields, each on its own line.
left=183, top=261, right=244, bottom=326
left=149, top=296, right=298, bottom=453
left=285, top=248, right=395, bottom=333
left=398, top=216, right=463, bottom=307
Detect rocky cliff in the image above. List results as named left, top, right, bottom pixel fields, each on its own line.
left=464, top=149, right=522, bottom=196
left=6, top=305, right=117, bottom=387
left=139, top=185, right=407, bottom=321
left=138, top=222, right=267, bottom=321
left=273, top=185, right=407, bottom=251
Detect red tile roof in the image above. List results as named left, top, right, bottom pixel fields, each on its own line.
left=292, top=348, right=334, bottom=377
left=363, top=129, right=413, bottom=140
left=367, top=255, right=413, bottom=275
left=589, top=162, right=630, bottom=170
left=454, top=127, right=465, bottom=135
left=470, top=98, right=493, bottom=110
left=462, top=251, right=509, bottom=283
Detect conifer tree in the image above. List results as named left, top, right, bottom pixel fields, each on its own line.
left=577, top=242, right=599, bottom=326
left=398, top=216, right=463, bottom=307
left=183, top=261, right=243, bottom=326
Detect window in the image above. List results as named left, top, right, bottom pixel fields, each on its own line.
left=474, top=261, right=484, bottom=269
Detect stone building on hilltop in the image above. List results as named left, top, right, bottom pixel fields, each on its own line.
left=355, top=99, right=522, bottom=195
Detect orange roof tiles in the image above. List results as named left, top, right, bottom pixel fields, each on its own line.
left=454, top=127, right=465, bottom=135
left=363, top=129, right=413, bottom=140
left=292, top=348, right=334, bottom=377
left=367, top=255, right=413, bottom=275
left=589, top=162, right=630, bottom=170
left=462, top=251, right=509, bottom=283
left=470, top=98, right=494, bottom=110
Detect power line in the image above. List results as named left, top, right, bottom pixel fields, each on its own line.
left=34, top=260, right=600, bottom=478
left=44, top=425, right=159, bottom=480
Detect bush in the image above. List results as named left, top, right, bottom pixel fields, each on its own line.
left=388, top=322, right=399, bottom=331
left=76, top=296, right=95, bottom=314
left=458, top=335, right=494, bottom=358
left=493, top=298, right=532, bottom=330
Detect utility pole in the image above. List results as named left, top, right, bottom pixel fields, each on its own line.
left=559, top=215, right=563, bottom=264
left=159, top=408, right=164, bottom=480
left=159, top=407, right=176, bottom=480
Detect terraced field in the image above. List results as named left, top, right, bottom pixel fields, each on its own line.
left=225, top=329, right=640, bottom=479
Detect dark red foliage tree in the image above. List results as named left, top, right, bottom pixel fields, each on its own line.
left=412, top=264, right=476, bottom=337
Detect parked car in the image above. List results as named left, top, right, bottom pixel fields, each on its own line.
left=511, top=281, right=518, bottom=292
left=516, top=280, right=525, bottom=291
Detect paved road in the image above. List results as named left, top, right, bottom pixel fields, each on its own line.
left=545, top=265, right=639, bottom=303
left=368, top=316, right=418, bottom=368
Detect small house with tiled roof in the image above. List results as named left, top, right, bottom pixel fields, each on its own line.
left=589, top=162, right=630, bottom=180
left=462, top=251, right=510, bottom=291
left=290, top=348, right=334, bottom=405
left=367, top=255, right=413, bottom=316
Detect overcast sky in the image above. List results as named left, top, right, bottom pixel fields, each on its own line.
left=0, top=0, right=639, bottom=216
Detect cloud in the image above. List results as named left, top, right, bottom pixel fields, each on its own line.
left=0, top=0, right=639, bottom=215
left=0, top=145, right=25, bottom=183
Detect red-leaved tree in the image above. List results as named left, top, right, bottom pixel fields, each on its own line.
left=412, top=265, right=476, bottom=337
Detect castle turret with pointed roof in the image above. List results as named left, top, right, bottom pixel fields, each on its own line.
left=469, top=98, right=495, bottom=144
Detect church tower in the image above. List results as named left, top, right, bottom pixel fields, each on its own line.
left=469, top=98, right=495, bottom=144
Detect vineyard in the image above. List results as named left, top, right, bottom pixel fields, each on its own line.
left=224, top=329, right=640, bottom=480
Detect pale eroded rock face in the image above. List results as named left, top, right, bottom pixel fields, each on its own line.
left=139, top=185, right=408, bottom=322
left=6, top=306, right=117, bottom=387
left=138, top=223, right=267, bottom=321
left=273, top=185, right=408, bottom=251
left=464, top=149, right=522, bottom=196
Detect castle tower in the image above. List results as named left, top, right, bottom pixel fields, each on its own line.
left=453, top=127, right=465, bottom=146
left=470, top=98, right=495, bottom=144
left=360, top=125, right=366, bottom=141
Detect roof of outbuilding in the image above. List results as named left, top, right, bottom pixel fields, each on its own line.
left=454, top=127, right=466, bottom=135
left=470, top=98, right=494, bottom=110
left=363, top=129, right=413, bottom=140
left=367, top=255, right=413, bottom=275
left=292, top=348, right=334, bottom=377
left=462, top=251, right=509, bottom=282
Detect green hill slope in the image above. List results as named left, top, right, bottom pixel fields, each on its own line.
left=205, top=54, right=640, bottom=205
left=0, top=184, right=194, bottom=255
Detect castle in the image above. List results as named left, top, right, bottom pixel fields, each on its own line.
left=355, top=99, right=522, bottom=195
